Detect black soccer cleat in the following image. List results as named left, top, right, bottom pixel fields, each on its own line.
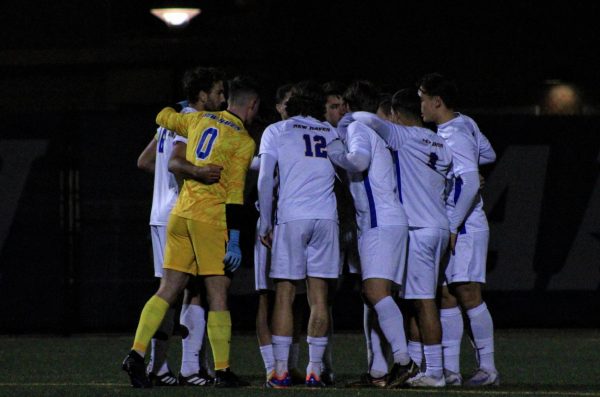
left=122, top=350, right=152, bottom=388
left=386, top=360, right=419, bottom=389
left=148, top=369, right=178, bottom=386
left=178, top=368, right=214, bottom=386
left=214, top=368, right=250, bottom=388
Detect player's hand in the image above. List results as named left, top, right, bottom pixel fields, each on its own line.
left=260, top=231, right=273, bottom=249
left=194, top=163, right=223, bottom=184
left=327, top=139, right=346, bottom=156
left=479, top=173, right=485, bottom=191
left=449, top=232, right=457, bottom=255
left=224, top=230, right=242, bottom=272
left=175, top=100, right=189, bottom=111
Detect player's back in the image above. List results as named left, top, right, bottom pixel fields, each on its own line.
left=173, top=110, right=255, bottom=227
left=265, top=116, right=337, bottom=224
left=346, top=121, right=407, bottom=234
left=391, top=125, right=452, bottom=229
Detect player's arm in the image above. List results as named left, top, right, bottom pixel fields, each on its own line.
left=168, top=140, right=223, bottom=185
left=326, top=123, right=371, bottom=173
left=478, top=131, right=496, bottom=165
left=448, top=170, right=480, bottom=252
left=257, top=153, right=277, bottom=248
left=155, top=102, right=193, bottom=138
left=352, top=111, right=407, bottom=149
left=137, top=137, right=157, bottom=173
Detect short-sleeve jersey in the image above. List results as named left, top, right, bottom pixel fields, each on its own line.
left=149, top=106, right=196, bottom=226
left=259, top=116, right=337, bottom=223
left=438, top=113, right=488, bottom=232
left=345, top=121, right=407, bottom=234
left=385, top=123, right=453, bottom=229
left=156, top=107, right=256, bottom=228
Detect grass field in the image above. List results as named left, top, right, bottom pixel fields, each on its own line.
left=0, top=329, right=599, bottom=397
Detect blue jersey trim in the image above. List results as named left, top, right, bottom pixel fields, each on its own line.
left=453, top=177, right=467, bottom=235
left=363, top=171, right=378, bottom=228
left=391, top=149, right=403, bottom=204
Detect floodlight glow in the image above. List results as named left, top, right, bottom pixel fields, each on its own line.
left=151, top=8, right=201, bottom=27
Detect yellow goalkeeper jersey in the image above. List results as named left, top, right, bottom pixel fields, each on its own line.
left=156, top=107, right=256, bottom=228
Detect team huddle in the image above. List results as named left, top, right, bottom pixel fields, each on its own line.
left=122, top=66, right=499, bottom=389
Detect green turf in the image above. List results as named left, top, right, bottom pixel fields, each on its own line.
left=0, top=329, right=599, bottom=396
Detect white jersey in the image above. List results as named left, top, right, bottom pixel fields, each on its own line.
left=385, top=124, right=453, bottom=229
left=259, top=115, right=338, bottom=223
left=346, top=121, right=407, bottom=234
left=149, top=106, right=194, bottom=226
left=438, top=113, right=489, bottom=232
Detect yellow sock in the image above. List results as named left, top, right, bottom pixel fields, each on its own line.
left=132, top=295, right=169, bottom=355
left=207, top=311, right=232, bottom=370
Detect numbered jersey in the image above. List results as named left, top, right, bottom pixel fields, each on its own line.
left=385, top=123, right=453, bottom=229
left=150, top=106, right=195, bottom=226
left=438, top=113, right=489, bottom=232
left=156, top=108, right=256, bottom=227
left=259, top=116, right=338, bottom=223
left=346, top=121, right=407, bottom=234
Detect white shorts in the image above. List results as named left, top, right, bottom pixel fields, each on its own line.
left=444, top=230, right=489, bottom=284
left=270, top=219, right=340, bottom=280
left=402, top=227, right=449, bottom=299
left=358, top=225, right=408, bottom=285
left=150, top=224, right=167, bottom=278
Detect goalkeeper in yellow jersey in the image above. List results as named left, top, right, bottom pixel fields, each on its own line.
left=122, top=76, right=260, bottom=388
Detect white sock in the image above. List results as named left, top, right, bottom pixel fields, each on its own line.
left=260, top=344, right=275, bottom=375
left=467, top=302, right=496, bottom=372
left=148, top=307, right=175, bottom=375
left=272, top=335, right=292, bottom=376
left=363, top=304, right=374, bottom=369
left=441, top=307, right=463, bottom=374
left=374, top=296, right=410, bottom=365
left=370, top=326, right=388, bottom=378
left=408, top=340, right=423, bottom=369
left=423, top=344, right=443, bottom=378
left=307, top=336, right=328, bottom=377
left=288, top=343, right=300, bottom=370
left=180, top=304, right=205, bottom=376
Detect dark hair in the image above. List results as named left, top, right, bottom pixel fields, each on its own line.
left=275, top=83, right=293, bottom=105
left=322, top=81, right=346, bottom=98
left=182, top=66, right=226, bottom=103
left=418, top=73, right=458, bottom=109
left=391, top=89, right=421, bottom=119
left=377, top=93, right=392, bottom=117
left=343, top=80, right=380, bottom=113
left=285, top=80, right=326, bottom=120
left=228, top=75, right=260, bottom=106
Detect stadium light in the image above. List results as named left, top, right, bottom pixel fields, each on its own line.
left=151, top=7, right=201, bottom=28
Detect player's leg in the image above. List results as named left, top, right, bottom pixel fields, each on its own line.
left=146, top=225, right=177, bottom=386
left=122, top=214, right=194, bottom=388
left=178, top=279, right=212, bottom=385
left=451, top=230, right=498, bottom=386
left=404, top=228, right=447, bottom=387
left=304, top=219, right=340, bottom=387
left=268, top=221, right=309, bottom=388
left=440, top=283, right=464, bottom=385
left=289, top=292, right=307, bottom=384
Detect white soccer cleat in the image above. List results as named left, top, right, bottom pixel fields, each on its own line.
left=406, top=372, right=446, bottom=387
left=444, top=369, right=463, bottom=386
left=464, top=368, right=500, bottom=387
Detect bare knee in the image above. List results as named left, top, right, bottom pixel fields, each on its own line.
left=450, top=282, right=482, bottom=310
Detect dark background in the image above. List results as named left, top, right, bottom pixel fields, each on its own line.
left=1, top=1, right=599, bottom=333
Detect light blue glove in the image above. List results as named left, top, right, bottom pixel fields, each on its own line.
left=177, top=100, right=190, bottom=109
left=223, top=229, right=242, bottom=272
left=336, top=113, right=354, bottom=141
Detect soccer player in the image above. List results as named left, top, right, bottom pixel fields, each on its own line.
left=121, top=75, right=259, bottom=388
left=253, top=83, right=306, bottom=385
left=322, top=81, right=347, bottom=128
left=353, top=88, right=453, bottom=387
left=135, top=66, right=226, bottom=387
left=327, top=81, right=416, bottom=389
left=258, top=81, right=339, bottom=388
left=418, top=73, right=499, bottom=387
